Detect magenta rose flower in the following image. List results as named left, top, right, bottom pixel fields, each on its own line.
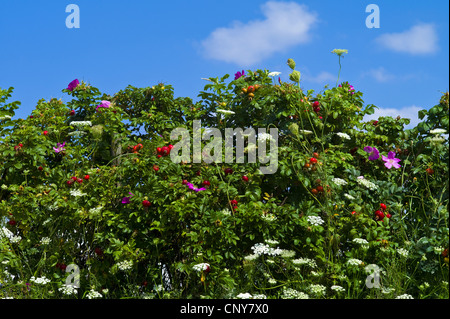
left=67, top=79, right=79, bottom=91
left=364, top=146, right=380, bottom=161
left=234, top=70, right=245, bottom=80
left=96, top=100, right=111, bottom=111
left=382, top=151, right=401, bottom=169
left=53, top=142, right=66, bottom=153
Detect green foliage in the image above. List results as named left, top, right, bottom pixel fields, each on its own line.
left=0, top=62, right=448, bottom=299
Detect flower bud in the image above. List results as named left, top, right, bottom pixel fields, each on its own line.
left=289, top=70, right=301, bottom=83
left=287, top=58, right=296, bottom=70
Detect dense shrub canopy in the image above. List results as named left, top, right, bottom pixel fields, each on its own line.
left=0, top=59, right=448, bottom=299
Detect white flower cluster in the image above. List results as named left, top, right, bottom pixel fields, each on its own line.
left=282, top=288, right=309, bottom=299
left=70, top=121, right=92, bottom=127
left=280, top=250, right=296, bottom=258
left=397, top=248, right=409, bottom=258
left=258, top=133, right=275, bottom=142
left=261, top=213, right=277, bottom=222
left=59, top=284, right=78, bottom=295
left=430, top=128, right=447, bottom=134
left=89, top=206, right=103, bottom=215
left=0, top=227, right=13, bottom=239
left=331, top=285, right=345, bottom=293
left=236, top=292, right=253, bottom=299
left=344, top=193, right=355, bottom=200
left=30, top=276, right=51, bottom=285
left=220, top=208, right=232, bottom=216
left=395, top=294, right=414, bottom=299
left=356, top=177, right=378, bottom=190
left=331, top=178, right=347, bottom=186
left=68, top=131, right=87, bottom=137
left=116, top=260, right=133, bottom=271
left=251, top=243, right=283, bottom=257
left=299, top=129, right=313, bottom=135
left=40, top=237, right=51, bottom=245
left=192, top=263, right=210, bottom=272
left=265, top=239, right=279, bottom=245
left=309, top=284, right=326, bottom=296
left=292, top=257, right=317, bottom=268
left=70, top=189, right=87, bottom=197
left=0, top=115, right=12, bottom=120
left=353, top=238, right=369, bottom=246
left=336, top=132, right=351, bottom=140
left=86, top=289, right=103, bottom=299
left=347, top=258, right=363, bottom=266
left=307, top=215, right=324, bottom=226
left=216, top=109, right=235, bottom=115
left=10, top=235, right=22, bottom=244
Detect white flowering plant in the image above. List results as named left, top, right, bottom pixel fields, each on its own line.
left=0, top=57, right=448, bottom=300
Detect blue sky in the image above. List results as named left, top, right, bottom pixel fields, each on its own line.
left=0, top=0, right=448, bottom=128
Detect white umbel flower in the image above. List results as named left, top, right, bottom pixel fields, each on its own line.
left=307, top=215, right=324, bottom=226
left=192, top=263, right=210, bottom=272
left=336, top=132, right=351, bottom=140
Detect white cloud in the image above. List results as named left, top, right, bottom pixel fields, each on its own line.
left=363, top=67, right=395, bottom=83
left=200, top=1, right=317, bottom=66
left=304, top=71, right=337, bottom=84
left=375, top=23, right=438, bottom=55
left=363, top=105, right=423, bottom=129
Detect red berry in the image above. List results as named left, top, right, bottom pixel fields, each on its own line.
left=375, top=210, right=384, bottom=220
left=380, top=203, right=387, bottom=211
left=230, top=199, right=238, bottom=205
left=372, top=120, right=378, bottom=126
left=157, top=147, right=162, bottom=153
left=8, top=219, right=16, bottom=226
left=242, top=175, right=249, bottom=182
left=386, top=213, right=392, bottom=218
left=182, top=180, right=188, bottom=185
left=313, top=152, right=320, bottom=158
left=313, top=101, right=320, bottom=108
left=196, top=170, right=201, bottom=176
left=203, top=180, right=210, bottom=187
left=351, top=211, right=356, bottom=215
left=309, top=157, right=317, bottom=164
left=161, top=146, right=169, bottom=155
left=67, top=180, right=74, bottom=186
left=426, top=168, right=434, bottom=175
left=43, top=131, right=48, bottom=136
left=69, top=110, right=75, bottom=116
left=204, top=265, right=211, bottom=273
left=84, top=175, right=90, bottom=180
left=18, top=143, right=23, bottom=148
left=38, top=166, right=43, bottom=171
left=153, top=165, right=159, bottom=172
left=224, top=168, right=233, bottom=175
left=142, top=200, right=151, bottom=207
left=316, top=185, right=324, bottom=192
left=76, top=178, right=83, bottom=184
left=168, top=144, right=173, bottom=150
left=157, top=155, right=162, bottom=158
left=137, top=143, right=143, bottom=150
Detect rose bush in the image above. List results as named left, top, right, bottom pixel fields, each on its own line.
left=0, top=57, right=448, bottom=299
